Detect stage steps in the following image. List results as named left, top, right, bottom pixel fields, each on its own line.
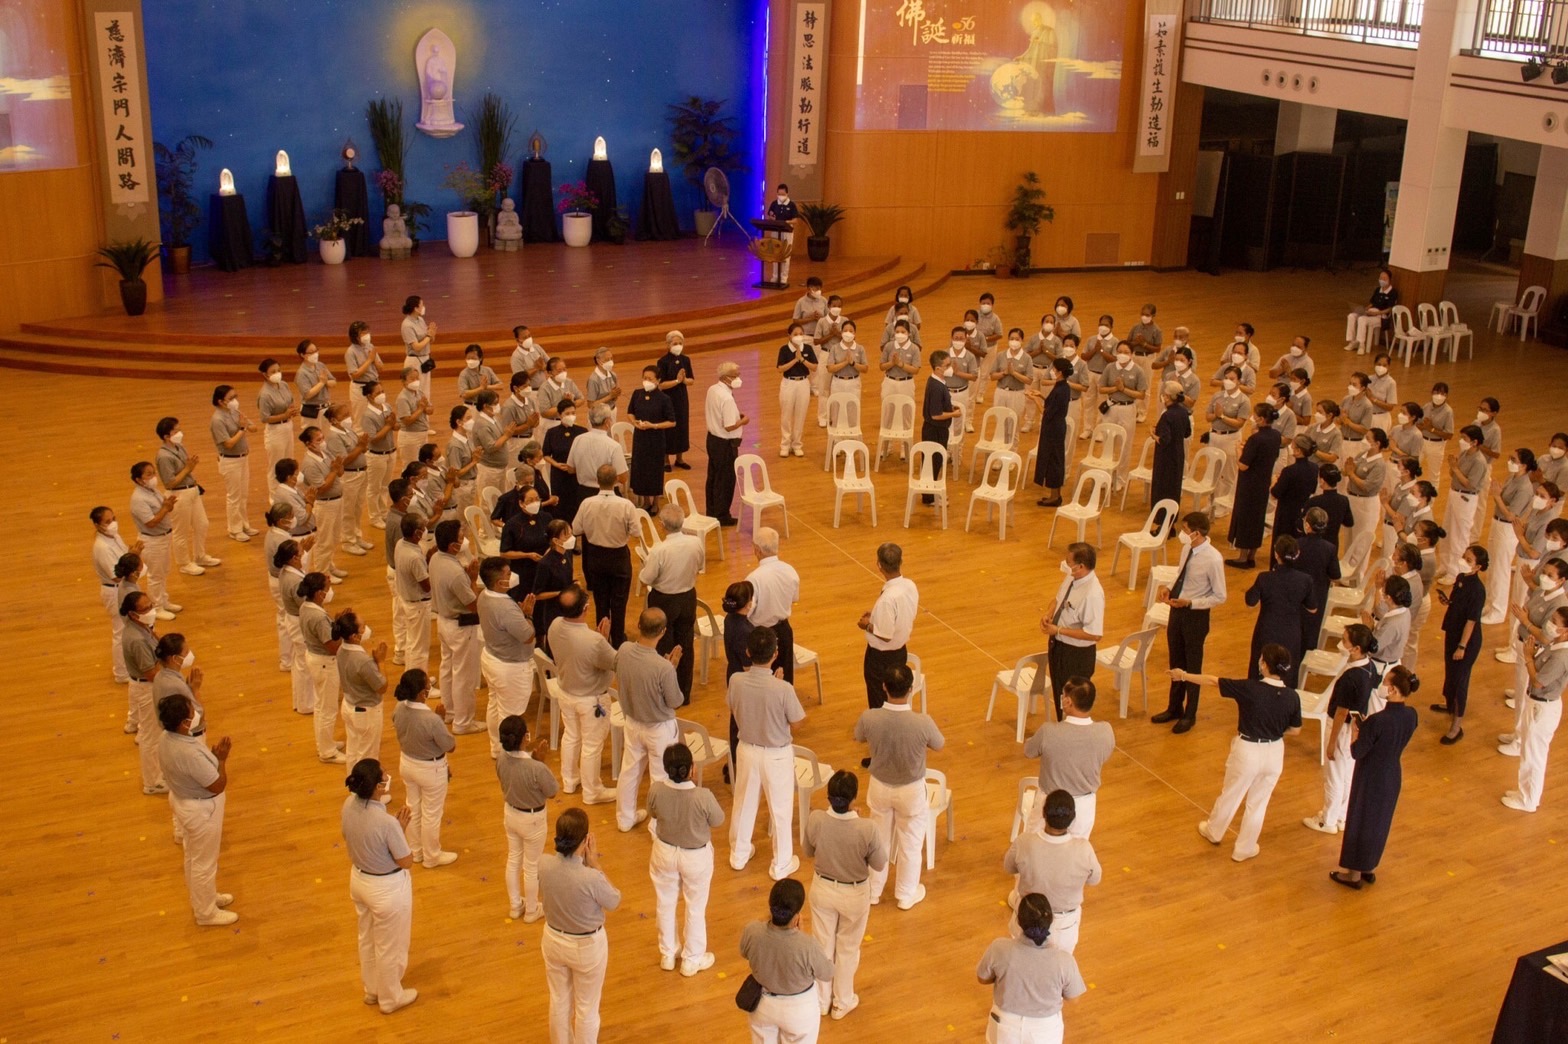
left=0, top=258, right=949, bottom=383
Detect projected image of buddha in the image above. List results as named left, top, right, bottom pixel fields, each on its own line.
left=1014, top=5, right=1058, bottom=116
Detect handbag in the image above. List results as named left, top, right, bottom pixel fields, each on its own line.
left=734, top=974, right=763, bottom=1012
left=420, top=358, right=437, bottom=374
left=1098, top=400, right=1111, bottom=415
left=300, top=403, right=322, bottom=419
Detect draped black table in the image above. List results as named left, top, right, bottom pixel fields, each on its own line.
left=334, top=168, right=372, bottom=257
left=1493, top=939, right=1568, bottom=1043
left=637, top=170, right=681, bottom=241
left=267, top=175, right=308, bottom=264
left=208, top=193, right=254, bottom=272
left=520, top=159, right=558, bottom=243
left=585, top=158, right=617, bottom=243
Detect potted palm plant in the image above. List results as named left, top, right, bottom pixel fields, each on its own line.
left=799, top=202, right=845, bottom=262
left=470, top=91, right=517, bottom=244
left=153, top=134, right=213, bottom=274
left=96, top=239, right=160, bottom=315
left=311, top=209, right=365, bottom=265
left=440, top=162, right=489, bottom=257
left=666, top=96, right=741, bottom=235
left=557, top=181, right=599, bottom=247
left=1005, top=171, right=1054, bottom=276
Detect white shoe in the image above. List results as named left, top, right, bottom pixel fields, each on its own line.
left=319, top=752, right=347, bottom=764
left=769, top=855, right=801, bottom=881
left=454, top=722, right=487, bottom=735
left=680, top=952, right=716, bottom=977
left=343, top=544, right=368, bottom=556
left=618, top=809, right=649, bottom=832
left=228, top=531, right=251, bottom=543
left=123, top=720, right=138, bottom=734
left=1343, top=342, right=1356, bottom=352
left=197, top=910, right=238, bottom=926
left=582, top=790, right=615, bottom=805
left=1499, top=731, right=1517, bottom=744
left=155, top=608, right=177, bottom=621
left=1505, top=697, right=1517, bottom=710
left=328, top=567, right=349, bottom=579
left=379, top=989, right=418, bottom=1015
left=178, top=563, right=206, bottom=576
left=1482, top=614, right=1505, bottom=626
left=1197, top=821, right=1221, bottom=845
left=508, top=905, right=523, bottom=920
left=363, top=994, right=379, bottom=1006
left=243, top=525, right=261, bottom=536
left=1498, top=741, right=1522, bottom=757
left=1501, top=794, right=1534, bottom=812
left=198, top=556, right=222, bottom=567
left=896, top=884, right=927, bottom=910
left=730, top=855, right=752, bottom=872
left=356, top=539, right=376, bottom=551
left=1302, top=815, right=1337, bottom=834
left=164, top=601, right=183, bottom=613
left=215, top=893, right=234, bottom=908
left=830, top=995, right=860, bottom=1020
left=423, top=851, right=458, bottom=868
left=779, top=449, right=790, bottom=458
left=660, top=953, right=677, bottom=972
left=1231, top=849, right=1259, bottom=863
left=372, top=520, right=387, bottom=530
left=143, top=783, right=168, bottom=795
left=523, top=907, right=544, bottom=924
left=792, top=447, right=804, bottom=457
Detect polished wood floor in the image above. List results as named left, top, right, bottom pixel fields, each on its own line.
left=10, top=259, right=1567, bottom=1042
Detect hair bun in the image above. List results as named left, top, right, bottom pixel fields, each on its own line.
left=1366, top=635, right=1380, bottom=655
left=1407, top=673, right=1420, bottom=693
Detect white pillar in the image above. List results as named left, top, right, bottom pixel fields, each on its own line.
left=1276, top=102, right=1336, bottom=154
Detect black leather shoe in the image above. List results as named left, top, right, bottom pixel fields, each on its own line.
left=1439, top=729, right=1463, bottom=745
left=1225, top=559, right=1256, bottom=569
left=1329, top=870, right=1362, bottom=890
left=1151, top=711, right=1180, bottom=724
left=1362, top=872, right=1376, bottom=884
left=717, top=517, right=739, bottom=527
left=860, top=757, right=872, bottom=769
left=1428, top=703, right=1448, bottom=713
left=1172, top=718, right=1196, bottom=734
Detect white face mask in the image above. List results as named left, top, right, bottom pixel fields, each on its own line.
left=1396, top=413, right=1409, bottom=425
left=1347, top=385, right=1359, bottom=398
left=1141, top=315, right=1152, bottom=324
left=894, top=333, right=909, bottom=345
left=1008, top=340, right=1023, bottom=353
left=1265, top=396, right=1279, bottom=408
left=1233, top=335, right=1246, bottom=344
left=226, top=399, right=240, bottom=413
left=186, top=710, right=203, bottom=733
left=1097, top=325, right=1111, bottom=337
left=324, top=587, right=335, bottom=604
left=169, top=431, right=185, bottom=445
left=359, top=334, right=371, bottom=346
left=406, top=381, right=420, bottom=392
left=1476, top=412, right=1489, bottom=425
left=1231, top=353, right=1246, bottom=366
left=371, top=392, right=385, bottom=407
left=602, top=360, right=614, bottom=371
left=134, top=609, right=157, bottom=627
left=1540, top=575, right=1561, bottom=591
left=1173, top=359, right=1188, bottom=372
left=942, top=366, right=954, bottom=379
left=1059, top=561, right=1073, bottom=575
left=523, top=501, right=540, bottom=516
left=1223, top=378, right=1238, bottom=391
left=808, top=290, right=822, bottom=299
left=1533, top=494, right=1550, bottom=510
left=1177, top=529, right=1193, bottom=546
left=1374, top=364, right=1388, bottom=376
left=181, top=650, right=196, bottom=670
left=791, top=335, right=806, bottom=347
left=829, top=306, right=842, bottom=317
left=729, top=377, right=743, bottom=390
left=1508, top=460, right=1523, bottom=474
left=1061, top=347, right=1076, bottom=360
left=963, top=320, right=976, bottom=331
left=1459, top=440, right=1473, bottom=453
left=1289, top=346, right=1303, bottom=356
left=1055, top=305, right=1068, bottom=316
left=1116, top=353, right=1132, bottom=366
left=267, top=371, right=283, bottom=384
left=841, top=333, right=855, bottom=345
left=670, top=344, right=683, bottom=355
left=561, top=535, right=577, bottom=551
left=461, top=417, right=475, bottom=432
left=899, top=296, right=911, bottom=305
left=1549, top=538, right=1566, bottom=552
left=466, top=358, right=480, bottom=370
left=642, top=379, right=656, bottom=392
left=103, top=520, right=120, bottom=537
left=460, top=537, right=471, bottom=555
left=950, top=341, right=966, bottom=353
left=306, top=352, right=319, bottom=364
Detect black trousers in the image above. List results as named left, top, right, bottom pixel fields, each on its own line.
left=1047, top=639, right=1097, bottom=720
left=705, top=434, right=739, bottom=519
left=770, top=617, right=795, bottom=685
left=863, top=645, right=907, bottom=709
left=581, top=542, right=631, bottom=647
left=648, top=587, right=696, bottom=704
left=920, top=421, right=948, bottom=502
left=1164, top=607, right=1211, bottom=720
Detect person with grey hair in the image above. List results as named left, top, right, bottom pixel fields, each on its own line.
left=640, top=503, right=706, bottom=703
left=586, top=346, right=621, bottom=422
left=704, top=362, right=748, bottom=524
left=859, top=542, right=918, bottom=712
left=613, top=608, right=686, bottom=832
left=746, top=526, right=800, bottom=683
left=565, top=403, right=630, bottom=497
left=572, top=463, right=639, bottom=647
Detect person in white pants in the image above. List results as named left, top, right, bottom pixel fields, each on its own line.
left=1099, top=345, right=1146, bottom=491
left=155, top=417, right=219, bottom=576
left=392, top=515, right=433, bottom=674
left=478, top=559, right=537, bottom=759
left=614, top=608, right=686, bottom=831
left=776, top=324, right=817, bottom=458
left=855, top=663, right=944, bottom=910
left=392, top=670, right=458, bottom=867
left=728, top=626, right=807, bottom=879
left=1504, top=620, right=1568, bottom=813
left=326, top=405, right=374, bottom=559
left=344, top=320, right=384, bottom=428
left=539, top=809, right=620, bottom=1044
left=300, top=426, right=349, bottom=580
left=739, top=879, right=834, bottom=1044
left=802, top=770, right=888, bottom=1020
left=1206, top=376, right=1249, bottom=513
left=1483, top=449, right=1535, bottom=623
left=1304, top=632, right=1380, bottom=835
left=342, top=760, right=419, bottom=1015
left=209, top=385, right=260, bottom=542
left=811, top=297, right=845, bottom=427
left=336, top=614, right=389, bottom=768
left=129, top=462, right=179, bottom=618
left=257, top=358, right=300, bottom=499
left=275, top=547, right=316, bottom=716
left=156, top=692, right=237, bottom=925
left=977, top=893, right=1087, bottom=1044
left=1003, top=791, right=1101, bottom=955
left=1438, top=426, right=1490, bottom=582
left=547, top=586, right=616, bottom=804
left=91, top=508, right=134, bottom=684
left=299, top=575, right=345, bottom=762
left=497, top=714, right=558, bottom=921
left=361, top=382, right=399, bottom=530
left=262, top=505, right=303, bottom=672
left=1417, top=383, right=1454, bottom=494
left=1174, top=645, right=1302, bottom=862
left=825, top=322, right=869, bottom=415
left=430, top=519, right=484, bottom=734
left=648, top=743, right=725, bottom=976
left=121, top=593, right=165, bottom=793
left=394, top=367, right=434, bottom=468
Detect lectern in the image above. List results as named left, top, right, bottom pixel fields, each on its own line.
left=749, top=218, right=794, bottom=290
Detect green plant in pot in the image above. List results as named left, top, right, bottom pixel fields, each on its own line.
left=666, top=95, right=740, bottom=236
left=1005, top=170, right=1054, bottom=276
left=96, top=238, right=160, bottom=316
left=799, top=202, right=845, bottom=262
left=153, top=134, right=213, bottom=274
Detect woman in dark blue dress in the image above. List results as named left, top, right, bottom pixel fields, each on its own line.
left=654, top=332, right=695, bottom=470
left=721, top=580, right=757, bottom=783
left=1244, top=535, right=1316, bottom=686
left=1029, top=358, right=1073, bottom=505
left=531, top=519, right=577, bottom=655
left=1332, top=665, right=1419, bottom=888
left=627, top=366, right=676, bottom=507
left=1150, top=382, right=1191, bottom=524
left=1228, top=402, right=1283, bottom=567
left=1270, top=435, right=1320, bottom=554
left=1437, top=544, right=1488, bottom=743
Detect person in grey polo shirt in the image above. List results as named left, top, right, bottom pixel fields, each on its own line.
left=854, top=663, right=944, bottom=911
left=497, top=714, right=559, bottom=921
left=647, top=742, right=725, bottom=977
left=1003, top=790, right=1101, bottom=955
left=739, top=879, right=835, bottom=1041
left=154, top=416, right=220, bottom=577
left=802, top=770, right=888, bottom=1022
left=121, top=592, right=165, bottom=792
left=430, top=519, right=483, bottom=734
left=639, top=503, right=706, bottom=705
left=976, top=893, right=1087, bottom=1040
left=728, top=626, right=807, bottom=879
left=479, top=557, right=537, bottom=759
left=539, top=809, right=621, bottom=1043
left=613, top=608, right=686, bottom=832
left=393, top=514, right=434, bottom=675
left=393, top=669, right=457, bottom=868
left=548, top=585, right=616, bottom=804
left=1024, top=677, right=1115, bottom=839
left=336, top=611, right=390, bottom=767
left=156, top=692, right=235, bottom=926
left=130, top=460, right=180, bottom=617
left=209, top=384, right=260, bottom=543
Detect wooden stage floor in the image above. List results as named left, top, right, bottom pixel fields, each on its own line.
left=8, top=258, right=1566, bottom=1042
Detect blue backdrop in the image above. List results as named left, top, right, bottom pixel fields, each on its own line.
left=144, top=0, right=766, bottom=261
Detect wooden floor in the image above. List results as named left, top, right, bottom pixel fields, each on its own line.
left=9, top=259, right=1567, bottom=1042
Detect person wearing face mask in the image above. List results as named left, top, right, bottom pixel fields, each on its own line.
left=359, top=382, right=400, bottom=529
left=1342, top=428, right=1390, bottom=575
left=499, top=371, right=540, bottom=466
left=1284, top=369, right=1313, bottom=427
left=392, top=667, right=458, bottom=867
left=722, top=581, right=758, bottom=777
left=880, top=318, right=922, bottom=410
left=1230, top=323, right=1262, bottom=372
left=156, top=690, right=236, bottom=926
left=640, top=504, right=705, bottom=707
left=443, top=405, right=480, bottom=513
left=325, top=404, right=374, bottom=563
left=344, top=320, right=383, bottom=427
left=856, top=541, right=920, bottom=719
left=977, top=892, right=1088, bottom=1044
left=1302, top=623, right=1380, bottom=835
left=540, top=808, right=622, bottom=1042
left=1437, top=425, right=1490, bottom=583
left=1330, top=664, right=1419, bottom=889
left=1144, top=381, right=1191, bottom=517
left=1502, top=607, right=1568, bottom=813
left=1338, top=373, right=1373, bottom=467
left=150, top=634, right=208, bottom=817
left=655, top=330, right=695, bottom=470
left=1157, top=342, right=1200, bottom=428
left=479, top=557, right=537, bottom=758
left=429, top=519, right=483, bottom=735
left=543, top=399, right=587, bottom=524
left=263, top=504, right=305, bottom=669
left=765, top=183, right=800, bottom=284
left=1305, top=462, right=1351, bottom=553
left=625, top=366, right=675, bottom=505
left=500, top=483, right=554, bottom=601
left=155, top=417, right=220, bottom=577
left=776, top=321, right=819, bottom=458
left=208, top=385, right=260, bottom=542
left=920, top=350, right=962, bottom=502
left=1210, top=340, right=1258, bottom=396
left=294, top=339, right=336, bottom=433
left=729, top=626, right=808, bottom=879
left=401, top=294, right=436, bottom=400
left=944, top=325, right=981, bottom=433
left=496, top=713, right=558, bottom=922
left=1204, top=367, right=1250, bottom=513
left=533, top=519, right=578, bottom=652
left=566, top=404, right=631, bottom=501
left=1125, top=304, right=1162, bottom=423
left=1077, top=315, right=1117, bottom=432
left=881, top=303, right=923, bottom=351
left=1291, top=507, right=1343, bottom=651
left=121, top=592, right=166, bottom=793
left=855, top=663, right=944, bottom=912
left=299, top=425, right=349, bottom=579
left=1389, top=543, right=1429, bottom=670
left=1267, top=334, right=1315, bottom=383
left=257, top=357, right=301, bottom=497
left=1378, top=462, right=1429, bottom=554
left=793, top=275, right=828, bottom=325
left=738, top=878, right=836, bottom=1040
left=961, top=307, right=990, bottom=386
left=91, top=506, right=139, bottom=687
left=298, top=571, right=346, bottom=763
left=1028, top=358, right=1076, bottom=506
left=1537, top=433, right=1568, bottom=490
left=341, top=757, right=418, bottom=1014
left=456, top=343, right=502, bottom=405
left=882, top=284, right=923, bottom=331
left=611, top=607, right=686, bottom=835
left=1153, top=513, right=1228, bottom=734
left=337, top=610, right=391, bottom=766
left=272, top=539, right=317, bottom=715
left=992, top=329, right=1032, bottom=437
left=1226, top=402, right=1284, bottom=568
left=1022, top=320, right=1062, bottom=435
left=1362, top=574, right=1413, bottom=678
left=1344, top=268, right=1398, bottom=352
left=572, top=462, right=640, bottom=647
left=1474, top=397, right=1503, bottom=462
left=1364, top=354, right=1398, bottom=434
left=585, top=346, right=622, bottom=424
left=1482, top=448, right=1538, bottom=625
left=1240, top=536, right=1314, bottom=687
left=826, top=318, right=870, bottom=414
left=129, top=460, right=180, bottom=619
left=704, top=362, right=749, bottom=525
left=1499, top=559, right=1568, bottom=752
left=1058, top=335, right=1091, bottom=441
left=1306, top=400, right=1343, bottom=468
left=1509, top=485, right=1564, bottom=626
left=1039, top=544, right=1105, bottom=719
left=535, top=357, right=587, bottom=448
left=393, top=366, right=433, bottom=467
left=509, top=324, right=549, bottom=387
left=1101, top=340, right=1146, bottom=491
left=1415, top=382, right=1455, bottom=493
left=392, top=514, right=434, bottom=676
left=1265, top=384, right=1298, bottom=470
left=471, top=390, right=520, bottom=504
left=1388, top=402, right=1424, bottom=470
left=1433, top=545, right=1488, bottom=743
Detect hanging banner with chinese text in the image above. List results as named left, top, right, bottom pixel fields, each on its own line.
left=787, top=2, right=829, bottom=170
left=92, top=11, right=150, bottom=205
left=1133, top=12, right=1181, bottom=174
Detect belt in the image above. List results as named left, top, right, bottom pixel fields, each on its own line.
left=831, top=374, right=860, bottom=380
left=408, top=753, right=446, bottom=762
left=815, top=873, right=866, bottom=885
left=764, top=985, right=815, bottom=998
left=888, top=375, right=911, bottom=381
left=317, top=495, right=342, bottom=502
left=369, top=449, right=395, bottom=455
left=171, top=485, right=196, bottom=492
left=1495, top=515, right=1512, bottom=524
left=102, top=581, right=116, bottom=587
left=219, top=453, right=246, bottom=459
left=1423, top=435, right=1447, bottom=442
left=548, top=925, right=601, bottom=936
left=356, top=866, right=404, bottom=876
left=1109, top=398, right=1134, bottom=405
left=659, top=836, right=710, bottom=850
left=1238, top=734, right=1281, bottom=743
left=1531, top=695, right=1557, bottom=703
left=267, top=421, right=289, bottom=426
left=783, top=376, right=808, bottom=381
left=356, top=381, right=377, bottom=390
left=509, top=803, right=545, bottom=813
left=352, top=706, right=370, bottom=713
left=1133, top=348, right=1157, bottom=356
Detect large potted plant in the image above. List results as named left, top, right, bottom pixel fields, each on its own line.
left=311, top=209, right=365, bottom=265
left=153, top=134, right=213, bottom=274
left=799, top=202, right=845, bottom=262
left=470, top=91, right=517, bottom=243
left=666, top=95, right=740, bottom=236
left=557, top=181, right=599, bottom=247
left=1004, top=171, right=1054, bottom=276
left=95, top=239, right=160, bottom=315
left=367, top=98, right=412, bottom=248
left=440, top=163, right=489, bottom=257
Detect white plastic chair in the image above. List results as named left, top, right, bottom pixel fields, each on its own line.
left=480, top=485, right=501, bottom=515
left=1183, top=446, right=1227, bottom=513
left=1095, top=627, right=1159, bottom=718
left=903, top=441, right=949, bottom=529
left=823, top=393, right=863, bottom=472
left=1334, top=533, right=1378, bottom=600
left=462, top=504, right=501, bottom=558
left=946, top=400, right=969, bottom=468
left=1111, top=498, right=1178, bottom=589
left=922, top=768, right=955, bottom=870
left=610, top=420, right=635, bottom=457
left=1010, top=776, right=1041, bottom=841
left=966, top=451, right=1021, bottom=540
left=695, top=598, right=724, bottom=685
left=830, top=440, right=877, bottom=528
left=1120, top=436, right=1157, bottom=510
left=986, top=651, right=1052, bottom=742
left=907, top=651, right=930, bottom=714
left=794, top=644, right=825, bottom=705
left=530, top=648, right=564, bottom=750
left=792, top=744, right=833, bottom=845
left=968, top=406, right=1020, bottom=481
left=1416, top=303, right=1449, bottom=364
left=1438, top=300, right=1472, bottom=360
left=735, top=454, right=788, bottom=537
left=875, top=395, right=916, bottom=469
left=678, top=716, right=729, bottom=788
left=1296, top=665, right=1344, bottom=764
left=1075, top=423, right=1126, bottom=486
left=631, top=508, right=662, bottom=597
left=666, top=477, right=723, bottom=564
left=1494, top=284, right=1545, bottom=341
left=1389, top=305, right=1431, bottom=366
left=1046, top=469, right=1112, bottom=549
left=1140, top=563, right=1181, bottom=630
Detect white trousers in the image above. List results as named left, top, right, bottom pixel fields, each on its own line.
left=483, top=651, right=535, bottom=758
left=1485, top=518, right=1520, bottom=622
left=829, top=377, right=862, bottom=416
left=1066, top=791, right=1097, bottom=840
left=477, top=463, right=508, bottom=504
left=312, top=498, right=343, bottom=574
left=385, top=568, right=404, bottom=659
left=396, top=429, right=426, bottom=468
left=264, top=422, right=294, bottom=498
left=436, top=619, right=481, bottom=729
left=285, top=614, right=315, bottom=713
left=1420, top=439, right=1446, bottom=494
left=542, top=926, right=608, bottom=1044
left=267, top=575, right=293, bottom=670
left=349, top=382, right=368, bottom=428
left=987, top=1008, right=1065, bottom=1044
left=102, top=585, right=129, bottom=683
left=1320, top=726, right=1354, bottom=828
left=217, top=454, right=250, bottom=536
left=366, top=451, right=395, bottom=526
left=142, top=533, right=171, bottom=609
left=1134, top=354, right=1157, bottom=419
left=504, top=805, right=547, bottom=917
left=867, top=776, right=927, bottom=903
left=350, top=866, right=412, bottom=1008
left=130, top=681, right=161, bottom=787
left=779, top=379, right=811, bottom=453
left=650, top=837, right=713, bottom=963
left=400, top=752, right=449, bottom=861
left=1439, top=490, right=1480, bottom=579
left=559, top=691, right=611, bottom=798
left=617, top=717, right=677, bottom=830
left=993, top=389, right=1028, bottom=445
left=748, top=989, right=820, bottom=1044
left=341, top=469, right=369, bottom=545
left=171, top=793, right=225, bottom=921
left=306, top=651, right=341, bottom=757
left=343, top=702, right=384, bottom=767
left=731, top=742, right=795, bottom=876
left=881, top=377, right=915, bottom=405
left=809, top=875, right=871, bottom=1012
left=396, top=597, right=432, bottom=671
left=1206, top=737, right=1284, bottom=858
left=1518, top=697, right=1563, bottom=811
left=1347, top=495, right=1381, bottom=575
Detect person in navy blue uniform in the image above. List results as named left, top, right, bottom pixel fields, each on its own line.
left=1244, top=535, right=1316, bottom=686
left=1270, top=435, right=1320, bottom=556
left=921, top=350, right=961, bottom=505
left=1290, top=507, right=1341, bottom=651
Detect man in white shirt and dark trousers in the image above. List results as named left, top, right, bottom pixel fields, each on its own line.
left=547, top=584, right=616, bottom=803
left=728, top=626, right=807, bottom=879
left=1024, top=677, right=1115, bottom=839
left=1152, top=512, right=1228, bottom=733
left=704, top=362, right=748, bottom=525
left=156, top=692, right=237, bottom=925
left=1003, top=790, right=1100, bottom=954
left=1041, top=543, right=1105, bottom=720
left=747, top=527, right=800, bottom=684
left=614, top=607, right=686, bottom=832
left=855, top=664, right=944, bottom=911
left=802, top=769, right=888, bottom=1022
left=573, top=463, right=640, bottom=648
left=430, top=520, right=483, bottom=734
left=859, top=542, right=919, bottom=716
left=640, top=504, right=706, bottom=705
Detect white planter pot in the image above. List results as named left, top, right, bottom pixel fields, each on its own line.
left=446, top=211, right=481, bottom=258
left=318, top=238, right=346, bottom=265
left=562, top=212, right=593, bottom=247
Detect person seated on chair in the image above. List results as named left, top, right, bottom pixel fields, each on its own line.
left=1344, top=268, right=1398, bottom=353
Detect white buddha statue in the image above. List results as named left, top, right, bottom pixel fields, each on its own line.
left=494, top=198, right=522, bottom=251
left=414, top=28, right=464, bottom=138
left=380, top=204, right=412, bottom=259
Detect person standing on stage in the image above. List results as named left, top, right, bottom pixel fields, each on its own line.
left=640, top=504, right=705, bottom=705
left=1024, top=677, right=1115, bottom=839
left=856, top=664, right=944, bottom=911
left=401, top=295, right=436, bottom=400
left=746, top=527, right=800, bottom=684
left=1152, top=512, right=1228, bottom=733
left=704, top=362, right=748, bottom=525
left=341, top=759, right=419, bottom=1014
left=1041, top=543, right=1104, bottom=719
left=858, top=542, right=919, bottom=715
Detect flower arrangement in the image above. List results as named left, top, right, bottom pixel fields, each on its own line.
left=442, top=162, right=492, bottom=214
left=487, top=162, right=514, bottom=203
left=311, top=209, right=365, bottom=242
left=557, top=181, right=599, bottom=215
left=375, top=169, right=404, bottom=203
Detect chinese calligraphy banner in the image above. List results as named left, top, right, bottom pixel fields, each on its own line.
left=788, top=2, right=829, bottom=170
left=93, top=11, right=150, bottom=205
left=1132, top=11, right=1181, bottom=174
left=854, top=0, right=1126, bottom=132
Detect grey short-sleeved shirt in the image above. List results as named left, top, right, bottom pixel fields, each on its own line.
left=829, top=341, right=868, bottom=378
left=803, top=809, right=887, bottom=883
left=549, top=619, right=617, bottom=697
left=945, top=347, right=979, bottom=392
left=401, top=314, right=429, bottom=361
left=130, top=483, right=171, bottom=537
left=881, top=342, right=920, bottom=379
left=257, top=380, right=294, bottom=422
left=327, top=423, right=365, bottom=473
left=472, top=413, right=507, bottom=467
left=210, top=407, right=248, bottom=456
left=977, top=937, right=1086, bottom=1018
left=1340, top=394, right=1373, bottom=434
left=159, top=731, right=220, bottom=800
left=648, top=779, right=726, bottom=848
left=853, top=705, right=944, bottom=786
left=1497, top=472, right=1533, bottom=520
left=1102, top=360, right=1146, bottom=403
left=497, top=750, right=559, bottom=809
left=394, top=541, right=430, bottom=602
left=1366, top=372, right=1397, bottom=409
left=122, top=620, right=158, bottom=680
left=1349, top=454, right=1387, bottom=497
left=430, top=552, right=476, bottom=620
left=296, top=359, right=333, bottom=407
left=337, top=643, right=386, bottom=708
left=395, top=386, right=428, bottom=433
left=300, top=601, right=334, bottom=655
left=1310, top=423, right=1342, bottom=459
left=1208, top=390, right=1249, bottom=434
left=279, top=565, right=308, bottom=617
left=728, top=666, right=806, bottom=748
left=382, top=508, right=404, bottom=570
left=1528, top=643, right=1568, bottom=701
left=1455, top=448, right=1489, bottom=493
left=740, top=922, right=834, bottom=995
left=1004, top=830, right=1102, bottom=912
left=479, top=590, right=534, bottom=662
left=539, top=854, right=621, bottom=933
left=394, top=700, right=456, bottom=760
left=302, top=450, right=341, bottom=499
left=458, top=364, right=499, bottom=399
left=615, top=642, right=684, bottom=724
left=345, top=342, right=379, bottom=383
left=587, top=368, right=620, bottom=406
left=342, top=795, right=410, bottom=874
left=1424, top=400, right=1454, bottom=437
left=259, top=525, right=287, bottom=578
left=995, top=351, right=1032, bottom=392
left=156, top=444, right=193, bottom=490
left=1023, top=719, right=1116, bottom=796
